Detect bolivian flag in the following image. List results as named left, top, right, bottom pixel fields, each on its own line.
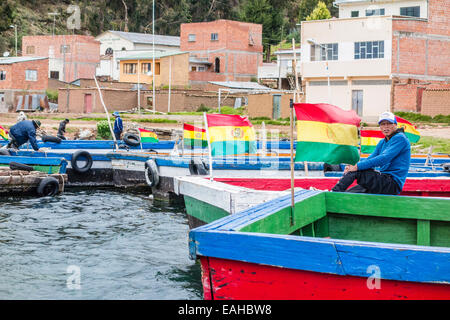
left=361, top=129, right=384, bottom=154
left=205, top=114, right=257, bottom=156
left=183, top=123, right=207, bottom=148
left=396, top=116, right=420, bottom=143
left=0, top=125, right=8, bottom=141
left=294, top=103, right=361, bottom=165
left=138, top=128, right=158, bottom=143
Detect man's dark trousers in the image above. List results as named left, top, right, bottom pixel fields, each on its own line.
left=331, top=169, right=400, bottom=195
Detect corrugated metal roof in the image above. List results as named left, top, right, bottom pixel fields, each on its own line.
left=109, top=31, right=180, bottom=47
left=209, top=81, right=273, bottom=90
left=117, top=51, right=187, bottom=61
left=0, top=56, right=48, bottom=64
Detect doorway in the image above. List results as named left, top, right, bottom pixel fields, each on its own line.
left=84, top=94, right=92, bottom=113
left=352, top=90, right=363, bottom=116
left=272, top=94, right=281, bottom=119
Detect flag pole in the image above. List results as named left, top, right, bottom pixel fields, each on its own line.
left=290, top=38, right=298, bottom=226
left=203, top=112, right=213, bottom=181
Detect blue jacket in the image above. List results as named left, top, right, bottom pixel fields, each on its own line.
left=9, top=120, right=39, bottom=151
left=113, top=117, right=123, bottom=134
left=357, top=130, right=411, bottom=190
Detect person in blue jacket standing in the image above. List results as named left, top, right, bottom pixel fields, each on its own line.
left=331, top=111, right=411, bottom=195
left=112, top=111, right=123, bottom=141
left=7, top=119, right=42, bottom=152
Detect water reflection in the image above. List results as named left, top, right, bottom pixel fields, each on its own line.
left=0, top=188, right=202, bottom=300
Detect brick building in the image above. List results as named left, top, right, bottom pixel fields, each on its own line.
left=300, top=0, right=450, bottom=121
left=0, top=56, right=49, bottom=111
left=180, top=19, right=264, bottom=84
left=22, top=35, right=100, bottom=83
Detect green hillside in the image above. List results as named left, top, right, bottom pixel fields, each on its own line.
left=0, top=0, right=337, bottom=59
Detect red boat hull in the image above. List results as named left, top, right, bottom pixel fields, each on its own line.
left=200, top=257, right=450, bottom=300
left=215, top=178, right=450, bottom=197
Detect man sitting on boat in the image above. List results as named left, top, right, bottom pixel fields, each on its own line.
left=331, top=111, right=411, bottom=195
left=112, top=112, right=123, bottom=141
left=7, top=120, right=42, bottom=152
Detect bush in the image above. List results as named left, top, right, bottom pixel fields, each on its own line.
left=97, top=120, right=113, bottom=140
left=432, top=114, right=450, bottom=123
left=196, top=104, right=211, bottom=112
left=46, top=89, right=58, bottom=102
left=216, top=106, right=245, bottom=115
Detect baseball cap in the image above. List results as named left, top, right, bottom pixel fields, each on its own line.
left=112, top=112, right=120, bottom=117
left=378, top=111, right=397, bottom=125
left=32, top=120, right=41, bottom=128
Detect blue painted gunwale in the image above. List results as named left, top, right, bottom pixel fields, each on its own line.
left=189, top=190, right=450, bottom=284
left=12, top=150, right=111, bottom=162
left=0, top=155, right=68, bottom=173
left=107, top=153, right=449, bottom=177
left=0, top=140, right=175, bottom=150
left=106, top=153, right=327, bottom=171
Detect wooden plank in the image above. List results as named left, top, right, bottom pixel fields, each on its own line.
left=325, top=192, right=450, bottom=221
left=417, top=220, right=431, bottom=246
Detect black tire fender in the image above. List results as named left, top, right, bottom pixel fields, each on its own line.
left=144, top=159, right=159, bottom=187
left=189, top=158, right=209, bottom=175
left=323, top=163, right=342, bottom=172
left=123, top=133, right=140, bottom=147
left=37, top=177, right=59, bottom=197
left=42, top=135, right=62, bottom=143
left=10, top=161, right=33, bottom=171
left=71, top=150, right=93, bottom=173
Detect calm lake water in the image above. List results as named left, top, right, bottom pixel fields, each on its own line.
left=0, top=188, right=203, bottom=299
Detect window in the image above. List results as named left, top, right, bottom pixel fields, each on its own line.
left=400, top=6, right=420, bottom=17
left=25, top=69, right=37, bottom=81
left=188, top=34, right=196, bottom=42
left=0, top=71, right=6, bottom=81
left=354, top=41, right=384, bottom=59
left=155, top=62, right=160, bottom=75
left=123, top=63, right=137, bottom=74
left=50, top=71, right=59, bottom=79
left=105, top=47, right=113, bottom=55
left=214, top=57, right=220, bottom=73
left=60, top=45, right=70, bottom=53
left=310, top=43, right=338, bottom=61
left=191, top=66, right=197, bottom=71
left=26, top=46, right=35, bottom=54
left=211, top=33, right=219, bottom=41
left=141, top=63, right=151, bottom=74
left=366, top=8, right=385, bottom=16
left=197, top=66, right=206, bottom=72
left=351, top=11, right=359, bottom=17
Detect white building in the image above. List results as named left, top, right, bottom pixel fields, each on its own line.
left=257, top=47, right=302, bottom=89
left=300, top=0, right=433, bottom=122
left=95, top=31, right=180, bottom=81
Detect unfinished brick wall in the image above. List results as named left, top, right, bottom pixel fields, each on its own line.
left=180, top=19, right=263, bottom=82
left=391, top=0, right=450, bottom=112
left=393, top=79, right=450, bottom=112
left=421, top=89, right=450, bottom=116
left=22, top=35, right=100, bottom=82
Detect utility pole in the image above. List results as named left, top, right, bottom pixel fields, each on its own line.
left=48, top=12, right=59, bottom=36
left=10, top=25, right=17, bottom=56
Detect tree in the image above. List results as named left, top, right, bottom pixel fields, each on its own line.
left=240, top=0, right=284, bottom=62
left=298, top=0, right=337, bottom=22
left=306, top=1, right=331, bottom=20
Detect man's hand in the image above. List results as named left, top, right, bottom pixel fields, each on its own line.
left=344, top=164, right=358, bottom=174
